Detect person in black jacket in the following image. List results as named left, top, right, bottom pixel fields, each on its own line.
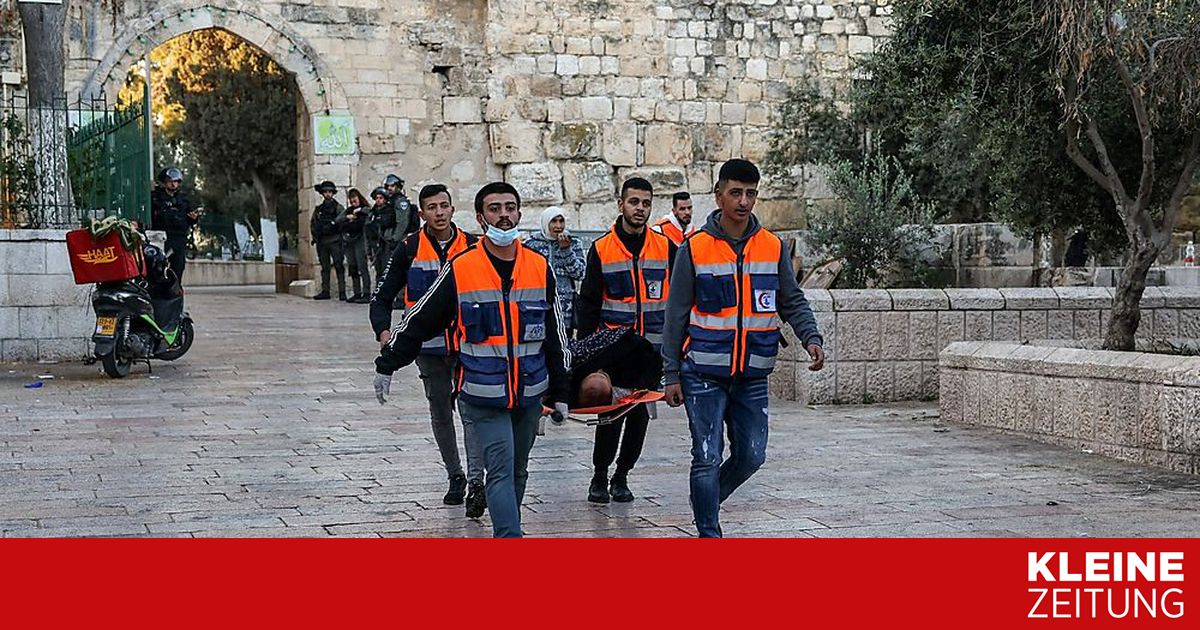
left=384, top=174, right=420, bottom=238
left=366, top=186, right=398, bottom=288
left=369, top=184, right=483, bottom=513
left=342, top=188, right=371, bottom=303
left=150, top=167, right=199, bottom=283
left=310, top=181, right=348, bottom=301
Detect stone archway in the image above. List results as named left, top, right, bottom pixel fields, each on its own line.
left=79, top=2, right=358, bottom=283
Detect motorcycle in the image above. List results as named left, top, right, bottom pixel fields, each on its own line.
left=90, top=243, right=195, bottom=378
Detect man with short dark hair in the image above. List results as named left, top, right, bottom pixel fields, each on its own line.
left=151, top=167, right=199, bottom=282
left=651, top=191, right=696, bottom=246
left=662, top=158, right=826, bottom=538
left=374, top=182, right=571, bottom=538
left=576, top=177, right=677, bottom=504
left=370, top=183, right=484, bottom=513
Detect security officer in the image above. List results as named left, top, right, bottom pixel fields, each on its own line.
left=374, top=181, right=571, bottom=538
left=366, top=186, right=398, bottom=288
left=661, top=158, right=826, bottom=538
left=370, top=183, right=484, bottom=516
left=576, top=176, right=676, bottom=505
left=310, top=180, right=348, bottom=301
left=150, top=167, right=199, bottom=282
left=383, top=174, right=420, bottom=238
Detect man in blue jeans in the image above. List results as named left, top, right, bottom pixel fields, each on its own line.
left=661, top=159, right=826, bottom=538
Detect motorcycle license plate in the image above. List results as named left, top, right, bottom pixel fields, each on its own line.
left=94, top=316, right=117, bottom=337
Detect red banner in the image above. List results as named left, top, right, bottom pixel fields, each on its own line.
left=0, top=539, right=1193, bottom=628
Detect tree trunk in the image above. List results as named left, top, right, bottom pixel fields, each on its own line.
left=250, top=169, right=278, bottom=220
left=18, top=2, right=70, bottom=222
left=1103, top=241, right=1160, bottom=351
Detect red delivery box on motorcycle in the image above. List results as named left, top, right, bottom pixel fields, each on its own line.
left=65, top=229, right=143, bottom=284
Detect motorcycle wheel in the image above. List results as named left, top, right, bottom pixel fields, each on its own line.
left=100, top=351, right=132, bottom=378
left=156, top=319, right=194, bottom=361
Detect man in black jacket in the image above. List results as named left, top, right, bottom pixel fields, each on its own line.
left=383, top=174, right=420, bottom=238
left=150, top=167, right=198, bottom=283
left=373, top=182, right=571, bottom=538
left=310, top=181, right=348, bottom=301
left=369, top=184, right=483, bottom=514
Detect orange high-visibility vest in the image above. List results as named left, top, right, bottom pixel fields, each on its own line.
left=593, top=225, right=671, bottom=348
left=651, top=216, right=693, bottom=246
left=684, top=228, right=783, bottom=378
left=405, top=227, right=471, bottom=355
left=452, top=243, right=552, bottom=409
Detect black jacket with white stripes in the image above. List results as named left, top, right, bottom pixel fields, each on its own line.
left=374, top=242, right=572, bottom=406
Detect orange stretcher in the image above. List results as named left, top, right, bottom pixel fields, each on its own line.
left=543, top=390, right=665, bottom=426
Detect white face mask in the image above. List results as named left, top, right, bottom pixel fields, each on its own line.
left=484, top=223, right=520, bottom=246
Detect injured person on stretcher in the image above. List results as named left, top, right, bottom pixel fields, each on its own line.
left=545, top=327, right=664, bottom=425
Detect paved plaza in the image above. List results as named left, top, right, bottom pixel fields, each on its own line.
left=1, top=287, right=1198, bottom=538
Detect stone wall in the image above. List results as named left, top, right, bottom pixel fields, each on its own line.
left=60, top=0, right=893, bottom=248
left=772, top=287, right=1200, bottom=405
left=184, top=260, right=275, bottom=286
left=939, top=341, right=1200, bottom=476
left=0, top=230, right=92, bottom=362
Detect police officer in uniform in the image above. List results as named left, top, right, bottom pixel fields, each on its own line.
left=150, top=167, right=199, bottom=283
left=384, top=174, right=420, bottom=238
left=366, top=186, right=398, bottom=289
left=310, top=180, right=349, bottom=301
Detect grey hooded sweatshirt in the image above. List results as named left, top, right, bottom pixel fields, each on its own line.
left=661, top=209, right=823, bottom=385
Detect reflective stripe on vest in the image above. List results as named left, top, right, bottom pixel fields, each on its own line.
left=594, top=225, right=671, bottom=348
left=405, top=227, right=470, bottom=355
left=685, top=228, right=783, bottom=378
left=452, top=242, right=552, bottom=409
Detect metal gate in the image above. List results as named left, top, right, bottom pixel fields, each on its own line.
left=0, top=90, right=150, bottom=229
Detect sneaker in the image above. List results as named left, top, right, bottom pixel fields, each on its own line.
left=444, top=474, right=467, bottom=506
left=587, top=477, right=610, bottom=504
left=609, top=476, right=634, bottom=503
left=465, top=481, right=487, bottom=518
left=313, top=292, right=331, bottom=300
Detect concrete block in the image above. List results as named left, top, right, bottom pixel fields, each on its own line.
left=802, top=289, right=832, bottom=313
left=0, top=240, right=47, bottom=274
left=1020, top=311, right=1048, bottom=342
left=831, top=290, right=891, bottom=311
left=999, top=288, right=1060, bottom=310
left=5, top=275, right=90, bottom=308
left=800, top=363, right=835, bottom=405
left=1139, top=287, right=1166, bottom=309
left=879, top=312, right=909, bottom=360
left=889, top=289, right=948, bottom=311
left=1046, top=311, right=1074, bottom=340
left=938, top=368, right=964, bottom=422
left=1180, top=309, right=1200, bottom=338
left=38, top=337, right=88, bottom=361
left=835, top=362, right=865, bottom=404
left=0, top=306, right=17, bottom=338
left=289, top=280, right=320, bottom=298
left=992, top=311, right=1021, bottom=342
left=1153, top=309, right=1180, bottom=340
left=937, top=311, right=965, bottom=355
left=18, top=307, right=57, bottom=338
left=2, top=338, right=37, bottom=362
left=894, top=362, right=922, bottom=400
left=1054, top=287, right=1113, bottom=309
left=1074, top=310, right=1100, bottom=340
left=908, top=311, right=939, bottom=360
left=944, top=288, right=1004, bottom=310
left=57, top=307, right=94, bottom=338
left=964, top=311, right=992, bottom=341
left=836, top=312, right=880, bottom=360
left=1160, top=287, right=1200, bottom=308
left=865, top=363, right=893, bottom=403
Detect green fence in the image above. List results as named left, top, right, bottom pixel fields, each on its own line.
left=0, top=91, right=149, bottom=229
left=66, top=94, right=151, bottom=227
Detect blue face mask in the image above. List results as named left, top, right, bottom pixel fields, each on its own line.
left=484, top=223, right=520, bottom=246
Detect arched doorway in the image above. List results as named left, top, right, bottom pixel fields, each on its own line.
left=80, top=3, right=358, bottom=282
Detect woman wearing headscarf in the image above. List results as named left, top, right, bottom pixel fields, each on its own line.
left=525, top=206, right=585, bottom=337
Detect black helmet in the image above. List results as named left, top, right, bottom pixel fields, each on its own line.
left=158, top=167, right=183, bottom=183
left=314, top=180, right=337, bottom=194
left=371, top=187, right=388, bottom=200
left=383, top=174, right=403, bottom=188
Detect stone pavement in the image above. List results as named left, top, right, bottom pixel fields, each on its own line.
left=2, top=287, right=1198, bottom=538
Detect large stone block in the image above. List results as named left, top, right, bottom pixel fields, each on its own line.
left=865, top=363, right=893, bottom=403
left=1, top=338, right=37, bottom=362
left=0, top=305, right=17, bottom=338
left=880, top=312, right=909, bottom=360
left=561, top=162, right=615, bottom=202
left=643, top=124, right=693, bottom=165
left=837, top=312, right=880, bottom=360
left=944, top=288, right=1004, bottom=310
left=442, top=96, right=483, bottom=124
left=999, top=288, right=1060, bottom=310
left=753, top=199, right=805, bottom=231
left=0, top=240, right=47, bottom=275
left=1020, top=311, right=1048, bottom=342
left=835, top=362, right=866, bottom=404
left=1054, top=287, right=1113, bottom=309
left=890, top=289, right=948, bottom=311
left=964, top=311, right=992, bottom=341
left=1074, top=310, right=1100, bottom=340
left=693, top=125, right=733, bottom=162
left=602, top=123, right=638, bottom=167
left=576, top=202, right=617, bottom=230
left=5, top=275, right=90, bottom=308
left=894, top=361, right=923, bottom=400
left=909, top=311, right=939, bottom=360
left=992, top=311, right=1021, bottom=342
left=505, top=162, right=563, bottom=204
left=545, top=122, right=601, bottom=160
left=1046, top=311, right=1074, bottom=339
left=19, top=307, right=58, bottom=338
left=937, top=311, right=965, bottom=352
left=615, top=167, right=687, bottom=193
left=488, top=123, right=544, bottom=164
left=832, top=290, right=892, bottom=311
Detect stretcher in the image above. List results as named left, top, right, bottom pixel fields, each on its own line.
left=543, top=390, right=665, bottom=426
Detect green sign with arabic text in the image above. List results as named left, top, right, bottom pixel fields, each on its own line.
left=313, top=115, right=356, bottom=155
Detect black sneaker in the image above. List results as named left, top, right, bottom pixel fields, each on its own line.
left=465, top=481, right=487, bottom=518
left=313, top=292, right=331, bottom=300
left=609, top=476, right=634, bottom=503
left=338, top=293, right=348, bottom=301
left=444, top=474, right=467, bottom=505
left=587, top=477, right=610, bottom=504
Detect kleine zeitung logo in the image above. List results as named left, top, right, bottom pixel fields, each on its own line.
left=1027, top=551, right=1184, bottom=619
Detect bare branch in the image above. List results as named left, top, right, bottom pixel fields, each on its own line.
left=1112, top=54, right=1155, bottom=215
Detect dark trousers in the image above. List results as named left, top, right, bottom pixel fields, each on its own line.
left=316, top=238, right=346, bottom=296
left=165, top=236, right=187, bottom=283
left=592, top=403, right=650, bottom=479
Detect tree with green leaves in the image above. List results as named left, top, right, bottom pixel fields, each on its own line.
left=150, top=29, right=298, bottom=225
left=1040, top=0, right=1200, bottom=351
